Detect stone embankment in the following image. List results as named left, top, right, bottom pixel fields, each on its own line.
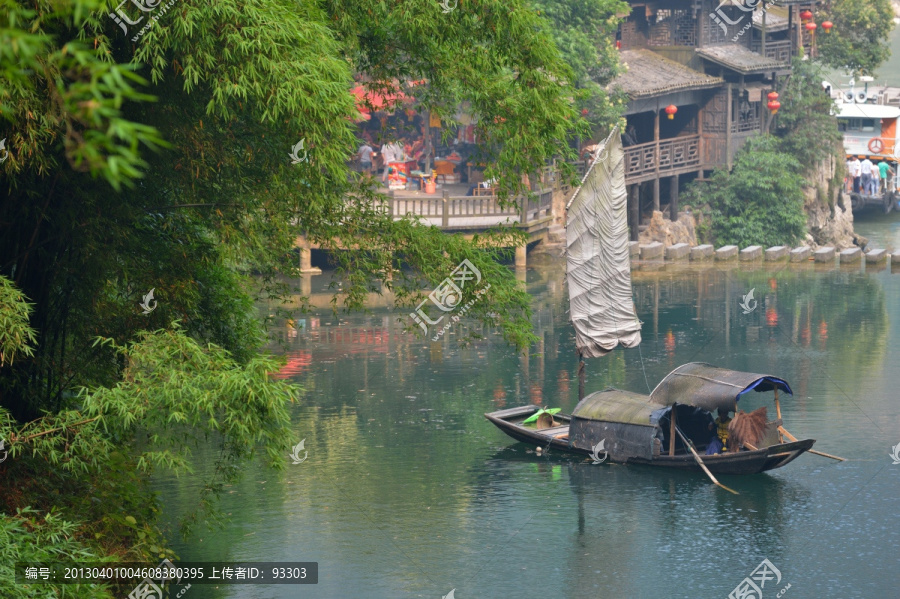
left=630, top=241, right=900, bottom=269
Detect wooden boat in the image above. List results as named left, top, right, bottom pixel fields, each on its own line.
left=486, top=362, right=816, bottom=475
left=485, top=129, right=832, bottom=488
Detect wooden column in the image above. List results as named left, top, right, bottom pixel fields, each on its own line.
left=654, top=108, right=661, bottom=210
left=669, top=174, right=679, bottom=220
left=726, top=83, right=733, bottom=170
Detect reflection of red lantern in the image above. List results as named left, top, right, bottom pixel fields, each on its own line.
left=805, top=22, right=817, bottom=32
left=767, top=100, right=781, bottom=115
left=766, top=307, right=778, bottom=328
left=769, top=278, right=777, bottom=290
left=664, top=105, right=678, bottom=120
left=800, top=9, right=813, bottom=21
left=767, top=91, right=779, bottom=102
left=822, top=20, right=833, bottom=33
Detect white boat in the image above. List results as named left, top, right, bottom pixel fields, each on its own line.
left=826, top=77, right=900, bottom=213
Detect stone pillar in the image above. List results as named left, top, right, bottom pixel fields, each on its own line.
left=298, top=236, right=322, bottom=274
left=515, top=243, right=527, bottom=269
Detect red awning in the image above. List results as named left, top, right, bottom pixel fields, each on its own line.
left=352, top=84, right=414, bottom=117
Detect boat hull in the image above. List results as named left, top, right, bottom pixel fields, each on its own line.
left=485, top=405, right=815, bottom=475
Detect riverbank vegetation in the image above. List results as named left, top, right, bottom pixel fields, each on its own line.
left=687, top=60, right=844, bottom=248
left=0, top=0, right=625, bottom=595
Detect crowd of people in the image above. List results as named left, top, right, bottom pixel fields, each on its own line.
left=355, top=135, right=429, bottom=184
left=846, top=155, right=894, bottom=196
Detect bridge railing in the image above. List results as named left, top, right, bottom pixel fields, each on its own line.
left=384, top=187, right=553, bottom=227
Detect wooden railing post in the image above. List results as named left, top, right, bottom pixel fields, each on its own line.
left=387, top=190, right=395, bottom=219
left=441, top=190, right=449, bottom=228
left=519, top=195, right=528, bottom=224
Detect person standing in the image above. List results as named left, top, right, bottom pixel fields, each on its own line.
left=850, top=156, right=861, bottom=193
left=861, top=157, right=875, bottom=195
left=878, top=159, right=893, bottom=194
left=358, top=141, right=374, bottom=175
left=380, top=140, right=402, bottom=183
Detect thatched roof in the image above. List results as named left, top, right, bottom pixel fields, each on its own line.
left=612, top=50, right=723, bottom=100
left=696, top=44, right=788, bottom=74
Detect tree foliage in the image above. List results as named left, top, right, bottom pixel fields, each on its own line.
left=772, top=59, right=843, bottom=171
left=0, top=0, right=590, bottom=421
left=684, top=135, right=807, bottom=248
left=816, top=0, right=895, bottom=76
left=531, top=0, right=629, bottom=126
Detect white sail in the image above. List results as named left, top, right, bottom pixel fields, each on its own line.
left=565, top=127, right=641, bottom=358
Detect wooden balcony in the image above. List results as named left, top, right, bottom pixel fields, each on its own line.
left=624, top=135, right=702, bottom=183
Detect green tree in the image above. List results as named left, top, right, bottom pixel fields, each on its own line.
left=531, top=0, right=629, bottom=126
left=772, top=59, right=843, bottom=171
left=685, top=135, right=807, bottom=247
left=816, top=0, right=895, bottom=75
left=0, top=0, right=591, bottom=591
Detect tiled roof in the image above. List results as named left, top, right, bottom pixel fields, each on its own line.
left=612, top=50, right=724, bottom=99
left=752, top=6, right=790, bottom=31
left=696, top=44, right=788, bottom=74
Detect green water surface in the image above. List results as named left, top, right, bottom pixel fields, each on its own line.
left=156, top=247, right=900, bottom=599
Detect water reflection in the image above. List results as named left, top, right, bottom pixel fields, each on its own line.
left=158, top=254, right=894, bottom=598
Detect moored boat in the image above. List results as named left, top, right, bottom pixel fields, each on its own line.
left=486, top=362, right=816, bottom=475
left=485, top=127, right=836, bottom=490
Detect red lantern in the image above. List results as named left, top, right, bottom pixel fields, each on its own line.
left=822, top=20, right=833, bottom=33
left=805, top=22, right=817, bottom=32
left=664, top=105, right=678, bottom=120
left=800, top=9, right=813, bottom=21
left=767, top=100, right=781, bottom=115
left=767, top=91, right=779, bottom=102
left=581, top=108, right=589, bottom=116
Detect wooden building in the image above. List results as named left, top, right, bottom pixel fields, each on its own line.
left=610, top=0, right=817, bottom=240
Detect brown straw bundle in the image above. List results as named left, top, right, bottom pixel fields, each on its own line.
left=728, top=406, right=768, bottom=451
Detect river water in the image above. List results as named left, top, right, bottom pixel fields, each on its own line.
left=157, top=241, right=900, bottom=598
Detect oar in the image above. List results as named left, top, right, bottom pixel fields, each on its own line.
left=674, top=426, right=739, bottom=495
left=778, top=426, right=846, bottom=462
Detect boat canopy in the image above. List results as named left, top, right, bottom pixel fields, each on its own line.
left=649, top=362, right=792, bottom=412
left=571, top=388, right=656, bottom=426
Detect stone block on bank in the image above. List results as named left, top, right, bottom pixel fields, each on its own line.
left=790, top=246, right=811, bottom=262
left=739, top=245, right=763, bottom=261
left=639, top=241, right=664, bottom=260
left=866, top=249, right=887, bottom=263
left=839, top=247, right=862, bottom=264
left=629, top=241, right=640, bottom=258
left=666, top=243, right=690, bottom=261
left=715, top=245, right=738, bottom=261
left=892, top=252, right=900, bottom=268
left=814, top=246, right=836, bottom=263
left=690, top=244, right=714, bottom=260
left=765, top=246, right=789, bottom=261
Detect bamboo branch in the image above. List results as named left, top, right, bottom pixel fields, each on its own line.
left=9, top=417, right=100, bottom=444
